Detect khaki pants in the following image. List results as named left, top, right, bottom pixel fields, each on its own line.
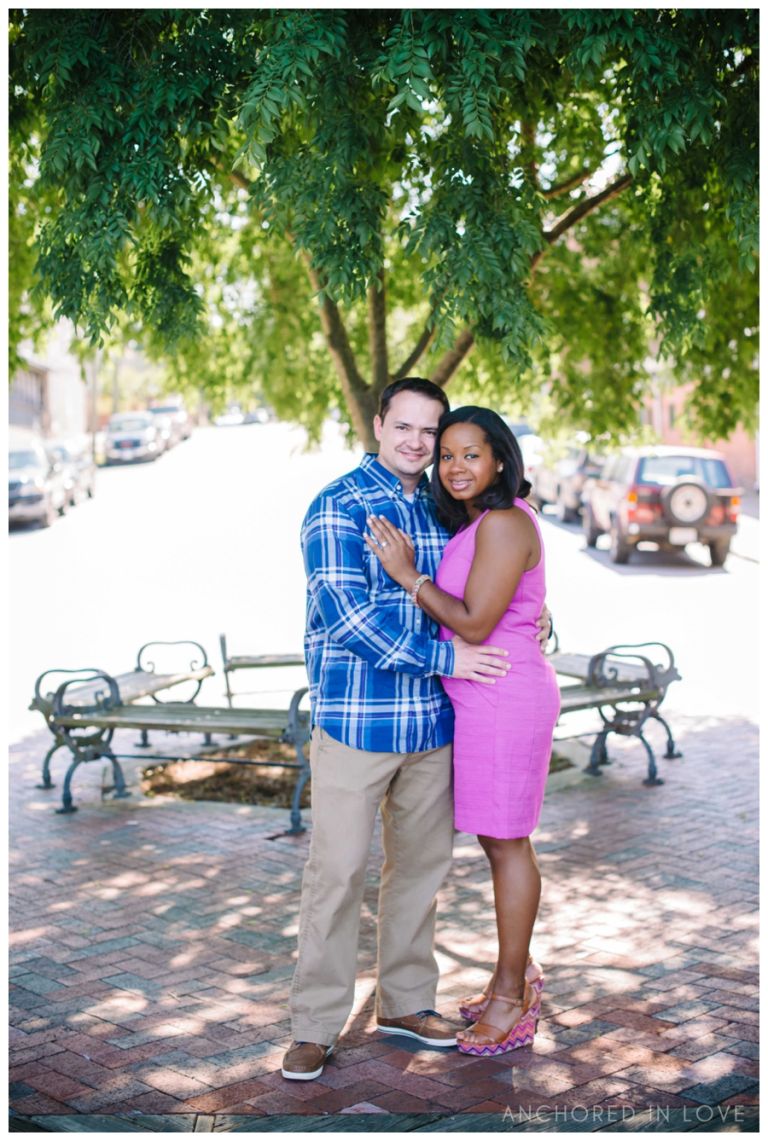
left=289, top=727, right=454, bottom=1045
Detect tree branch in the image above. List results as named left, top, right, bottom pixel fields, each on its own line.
left=429, top=328, right=475, bottom=388
left=393, top=320, right=437, bottom=380
left=301, top=252, right=376, bottom=446
left=542, top=169, right=592, bottom=199
left=210, top=158, right=254, bottom=195
left=531, top=173, right=633, bottom=271
left=368, top=270, right=389, bottom=396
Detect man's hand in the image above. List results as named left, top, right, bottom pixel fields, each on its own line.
left=536, top=605, right=553, bottom=654
left=451, top=636, right=510, bottom=683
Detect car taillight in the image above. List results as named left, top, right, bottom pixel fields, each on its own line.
left=626, top=485, right=662, bottom=523
left=625, top=486, right=638, bottom=520
left=727, top=495, right=740, bottom=523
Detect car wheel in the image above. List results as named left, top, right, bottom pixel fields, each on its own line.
left=556, top=496, right=578, bottom=524
left=583, top=504, right=601, bottom=547
left=709, top=538, right=731, bottom=567
left=609, top=521, right=631, bottom=564
left=39, top=498, right=56, bottom=528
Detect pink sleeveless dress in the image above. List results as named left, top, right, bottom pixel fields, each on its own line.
left=437, top=499, right=560, bottom=839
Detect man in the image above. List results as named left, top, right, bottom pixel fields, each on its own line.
left=283, top=378, right=549, bottom=1081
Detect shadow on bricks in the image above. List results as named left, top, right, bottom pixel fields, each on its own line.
left=9, top=713, right=758, bottom=1130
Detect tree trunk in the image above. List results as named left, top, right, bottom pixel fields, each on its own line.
left=302, top=253, right=378, bottom=450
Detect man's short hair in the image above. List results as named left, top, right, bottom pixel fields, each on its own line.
left=378, top=377, right=451, bottom=421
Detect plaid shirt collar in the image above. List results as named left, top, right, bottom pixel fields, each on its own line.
left=359, top=452, right=432, bottom=501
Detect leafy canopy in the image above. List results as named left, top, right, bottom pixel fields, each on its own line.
left=9, top=8, right=758, bottom=445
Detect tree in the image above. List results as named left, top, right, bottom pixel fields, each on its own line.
left=9, top=8, right=758, bottom=449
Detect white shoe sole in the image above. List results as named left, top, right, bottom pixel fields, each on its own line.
left=376, top=1024, right=457, bottom=1047
left=281, top=1048, right=333, bottom=1081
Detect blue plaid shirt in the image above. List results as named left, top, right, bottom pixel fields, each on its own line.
left=302, top=453, right=456, bottom=753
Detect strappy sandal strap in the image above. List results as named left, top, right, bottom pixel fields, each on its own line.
left=460, top=956, right=541, bottom=1010
left=460, top=992, right=527, bottom=1044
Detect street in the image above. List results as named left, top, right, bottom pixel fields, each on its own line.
left=9, top=421, right=759, bottom=743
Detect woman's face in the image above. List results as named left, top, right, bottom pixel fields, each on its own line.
left=438, top=422, right=501, bottom=509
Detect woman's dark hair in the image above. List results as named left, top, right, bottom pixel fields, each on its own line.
left=430, top=406, right=532, bottom=532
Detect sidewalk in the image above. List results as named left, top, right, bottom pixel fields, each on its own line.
left=9, top=711, right=758, bottom=1133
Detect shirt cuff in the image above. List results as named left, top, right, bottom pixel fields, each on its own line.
left=430, top=638, right=455, bottom=677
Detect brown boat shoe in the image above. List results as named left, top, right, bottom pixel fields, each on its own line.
left=281, top=1040, right=334, bottom=1081
left=376, top=1009, right=459, bottom=1047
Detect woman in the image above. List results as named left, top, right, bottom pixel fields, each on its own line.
left=365, top=406, right=560, bottom=1056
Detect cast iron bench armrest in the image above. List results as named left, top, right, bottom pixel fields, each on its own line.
left=551, top=640, right=682, bottom=787
left=31, top=640, right=214, bottom=715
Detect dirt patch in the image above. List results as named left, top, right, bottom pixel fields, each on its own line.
left=141, top=742, right=573, bottom=808
left=141, top=739, right=310, bottom=809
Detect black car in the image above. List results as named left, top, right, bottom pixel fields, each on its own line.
left=582, top=445, right=741, bottom=566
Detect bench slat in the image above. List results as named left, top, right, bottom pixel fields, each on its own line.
left=54, top=703, right=302, bottom=737
left=558, top=685, right=660, bottom=713
left=225, top=654, right=305, bottom=670
left=549, top=652, right=651, bottom=683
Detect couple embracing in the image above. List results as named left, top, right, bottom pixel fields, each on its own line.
left=282, top=377, right=560, bottom=1080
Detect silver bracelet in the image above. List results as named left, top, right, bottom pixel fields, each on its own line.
left=410, top=573, right=431, bottom=606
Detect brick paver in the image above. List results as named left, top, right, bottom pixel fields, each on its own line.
left=9, top=711, right=758, bottom=1132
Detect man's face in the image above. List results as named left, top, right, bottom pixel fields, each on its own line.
left=373, top=390, right=444, bottom=487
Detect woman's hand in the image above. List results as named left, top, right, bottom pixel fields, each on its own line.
left=364, top=515, right=418, bottom=588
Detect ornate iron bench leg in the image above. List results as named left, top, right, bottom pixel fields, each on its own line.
left=285, top=686, right=310, bottom=834
left=639, top=732, right=664, bottom=786
left=102, top=749, right=132, bottom=800
left=288, top=747, right=310, bottom=836
left=37, top=741, right=64, bottom=789
left=650, top=712, right=683, bottom=759
left=585, top=730, right=610, bottom=776
left=56, top=755, right=82, bottom=814
left=136, top=729, right=151, bottom=748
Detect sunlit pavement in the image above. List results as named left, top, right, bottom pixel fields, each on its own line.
left=9, top=424, right=759, bottom=1131
left=8, top=709, right=757, bottom=1131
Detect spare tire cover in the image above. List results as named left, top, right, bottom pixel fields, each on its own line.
left=662, top=480, right=711, bottom=525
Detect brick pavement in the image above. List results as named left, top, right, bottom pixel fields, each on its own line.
left=9, top=712, right=758, bottom=1132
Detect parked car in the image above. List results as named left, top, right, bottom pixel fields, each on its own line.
left=214, top=405, right=245, bottom=427
left=46, top=440, right=97, bottom=506
left=532, top=439, right=606, bottom=522
left=502, top=418, right=536, bottom=440
left=9, top=431, right=69, bottom=527
left=582, top=445, right=740, bottom=566
left=148, top=400, right=191, bottom=442
left=243, top=408, right=270, bottom=425
left=105, top=412, right=161, bottom=463
left=518, top=433, right=545, bottom=490
left=149, top=411, right=176, bottom=452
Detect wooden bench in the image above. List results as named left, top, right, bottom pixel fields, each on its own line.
left=217, top=634, right=683, bottom=788
left=31, top=641, right=311, bottom=833
left=548, top=641, right=682, bottom=785
left=219, top=634, right=305, bottom=709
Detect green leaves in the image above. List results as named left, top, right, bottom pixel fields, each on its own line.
left=9, top=8, right=758, bottom=445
